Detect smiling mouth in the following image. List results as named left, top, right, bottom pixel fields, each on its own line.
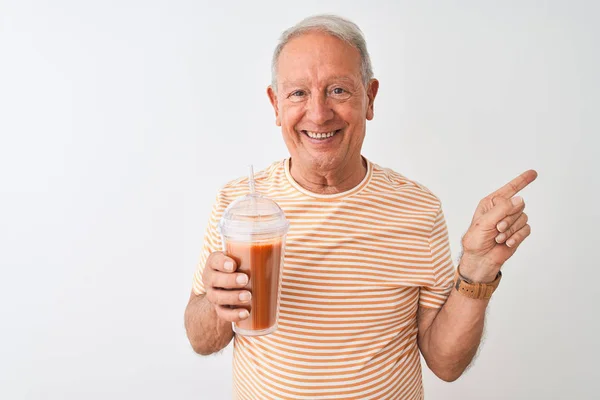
left=301, top=129, right=341, bottom=140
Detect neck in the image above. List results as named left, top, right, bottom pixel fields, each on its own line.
left=289, top=156, right=367, bottom=195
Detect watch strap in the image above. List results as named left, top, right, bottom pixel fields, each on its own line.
left=454, top=267, right=502, bottom=300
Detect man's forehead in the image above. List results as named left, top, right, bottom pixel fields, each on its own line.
left=276, top=31, right=363, bottom=86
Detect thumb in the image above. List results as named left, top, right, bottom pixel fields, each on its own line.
left=479, top=196, right=524, bottom=229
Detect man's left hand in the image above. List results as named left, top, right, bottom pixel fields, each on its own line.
left=459, top=170, right=538, bottom=282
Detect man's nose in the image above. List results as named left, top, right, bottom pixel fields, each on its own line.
left=305, top=94, right=334, bottom=125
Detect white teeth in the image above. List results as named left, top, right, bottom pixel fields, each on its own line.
left=305, top=130, right=338, bottom=139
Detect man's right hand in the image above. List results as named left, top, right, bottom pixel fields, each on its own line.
left=202, top=252, right=251, bottom=322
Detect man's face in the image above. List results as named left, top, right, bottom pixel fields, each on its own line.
left=268, top=31, right=378, bottom=173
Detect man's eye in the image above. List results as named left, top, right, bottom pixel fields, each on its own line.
left=331, top=87, right=351, bottom=99
left=290, top=90, right=306, bottom=97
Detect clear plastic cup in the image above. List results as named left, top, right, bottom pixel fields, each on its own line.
left=218, top=167, right=289, bottom=336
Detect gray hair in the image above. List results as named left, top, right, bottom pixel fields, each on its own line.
left=271, top=14, right=374, bottom=91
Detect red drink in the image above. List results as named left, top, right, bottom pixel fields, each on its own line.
left=226, top=239, right=284, bottom=334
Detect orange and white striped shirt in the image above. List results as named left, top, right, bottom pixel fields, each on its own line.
left=193, top=158, right=456, bottom=399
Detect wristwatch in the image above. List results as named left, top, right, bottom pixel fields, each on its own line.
left=454, top=266, right=502, bottom=300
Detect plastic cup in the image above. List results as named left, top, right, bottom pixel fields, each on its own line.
left=218, top=167, right=289, bottom=336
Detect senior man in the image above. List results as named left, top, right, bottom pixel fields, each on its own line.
left=185, top=14, right=537, bottom=399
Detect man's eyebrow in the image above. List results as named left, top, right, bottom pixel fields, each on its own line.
left=278, top=79, right=308, bottom=88
left=327, top=76, right=358, bottom=85
left=279, top=76, right=360, bottom=88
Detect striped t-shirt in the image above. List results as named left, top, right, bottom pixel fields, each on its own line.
left=193, top=158, right=456, bottom=400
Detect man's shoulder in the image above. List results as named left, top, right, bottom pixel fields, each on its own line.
left=369, top=161, right=442, bottom=209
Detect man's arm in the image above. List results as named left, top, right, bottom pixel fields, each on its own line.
left=418, top=170, right=537, bottom=381
left=417, top=276, right=489, bottom=382
left=184, top=291, right=234, bottom=355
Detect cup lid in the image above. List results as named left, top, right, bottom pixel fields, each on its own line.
left=218, top=193, right=289, bottom=239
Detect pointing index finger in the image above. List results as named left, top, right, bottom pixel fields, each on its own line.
left=491, top=169, right=538, bottom=199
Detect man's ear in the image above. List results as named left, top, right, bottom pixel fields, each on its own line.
left=366, top=79, right=379, bottom=121
left=267, top=86, right=281, bottom=126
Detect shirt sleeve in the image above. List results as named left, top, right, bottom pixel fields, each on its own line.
left=192, top=193, right=224, bottom=296
left=419, top=206, right=457, bottom=309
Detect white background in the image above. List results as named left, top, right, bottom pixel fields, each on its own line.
left=1, top=0, right=598, bottom=399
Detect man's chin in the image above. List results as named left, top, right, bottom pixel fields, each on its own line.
left=300, top=152, right=346, bottom=173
